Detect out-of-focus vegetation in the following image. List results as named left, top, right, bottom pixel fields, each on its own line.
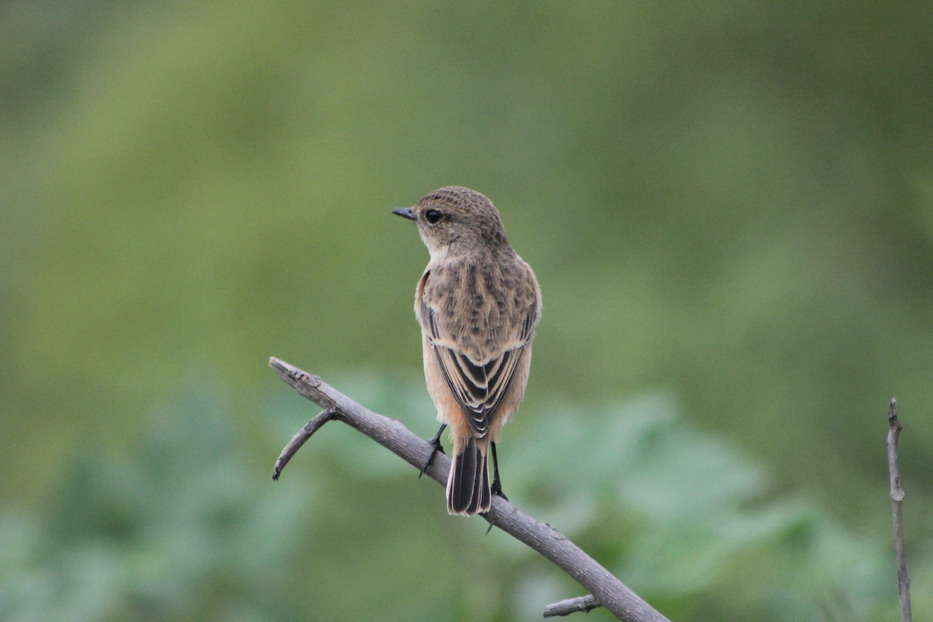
left=1, top=2, right=930, bottom=620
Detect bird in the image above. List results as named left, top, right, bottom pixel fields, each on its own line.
left=392, top=186, right=541, bottom=515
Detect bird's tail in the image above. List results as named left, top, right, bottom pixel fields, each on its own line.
left=447, top=436, right=490, bottom=515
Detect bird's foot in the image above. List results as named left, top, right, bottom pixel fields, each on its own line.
left=491, top=477, right=508, bottom=501
left=419, top=435, right=445, bottom=478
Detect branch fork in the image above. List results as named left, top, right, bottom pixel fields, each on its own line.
left=269, top=356, right=669, bottom=622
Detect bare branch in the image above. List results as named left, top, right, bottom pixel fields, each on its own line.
left=269, top=357, right=669, bottom=622
left=886, top=398, right=912, bottom=622
left=272, top=408, right=336, bottom=480
left=544, top=594, right=601, bottom=617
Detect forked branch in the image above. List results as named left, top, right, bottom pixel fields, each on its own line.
left=269, top=356, right=669, bottom=622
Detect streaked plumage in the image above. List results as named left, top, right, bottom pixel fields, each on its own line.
left=394, top=186, right=540, bottom=515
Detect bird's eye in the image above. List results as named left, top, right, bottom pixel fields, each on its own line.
left=425, top=209, right=443, bottom=224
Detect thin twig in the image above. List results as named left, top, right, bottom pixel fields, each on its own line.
left=272, top=408, right=337, bottom=480
left=886, top=397, right=911, bottom=622
left=544, top=594, right=601, bottom=617
left=269, top=356, right=669, bottom=622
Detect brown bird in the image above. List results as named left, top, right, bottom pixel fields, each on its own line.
left=393, top=187, right=541, bottom=515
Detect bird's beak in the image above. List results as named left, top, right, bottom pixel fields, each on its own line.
left=392, top=207, right=416, bottom=221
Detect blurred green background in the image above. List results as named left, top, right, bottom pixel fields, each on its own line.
left=2, top=2, right=931, bottom=621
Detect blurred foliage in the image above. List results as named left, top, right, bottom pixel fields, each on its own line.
left=1, top=0, right=931, bottom=620
left=3, top=383, right=929, bottom=621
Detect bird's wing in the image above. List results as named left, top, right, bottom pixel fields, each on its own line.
left=419, top=270, right=538, bottom=438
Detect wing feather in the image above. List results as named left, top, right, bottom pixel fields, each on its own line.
left=419, top=267, right=538, bottom=438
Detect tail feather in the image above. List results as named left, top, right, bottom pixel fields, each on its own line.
left=447, top=437, right=490, bottom=515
